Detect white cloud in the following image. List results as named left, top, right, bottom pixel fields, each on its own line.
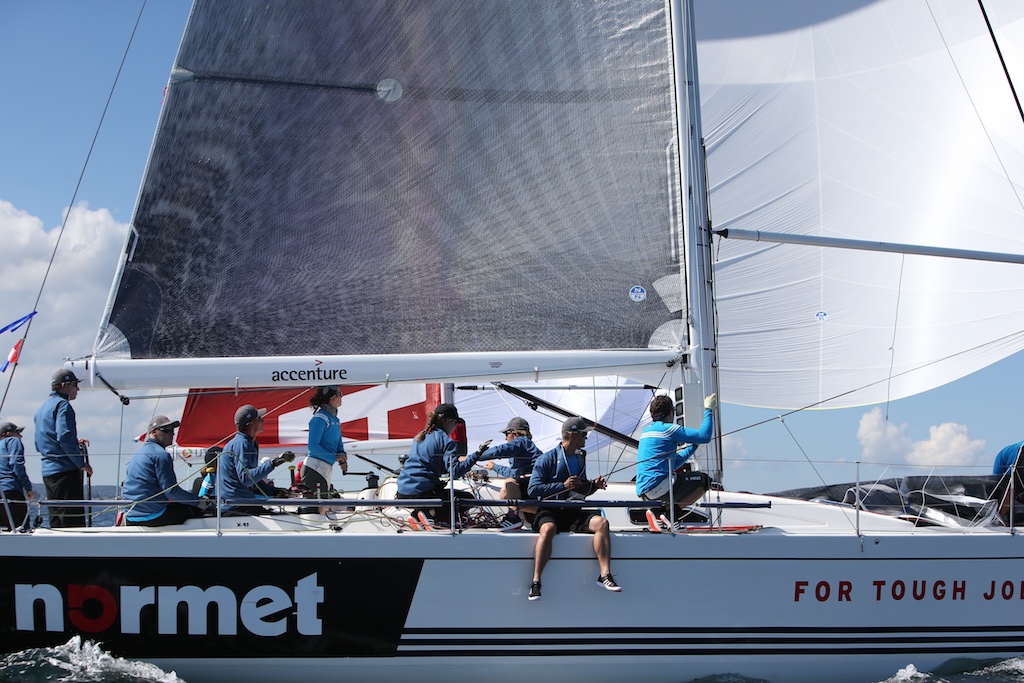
left=857, top=407, right=913, bottom=461
left=906, top=422, right=987, bottom=467
left=856, top=406, right=986, bottom=468
left=0, top=199, right=182, bottom=486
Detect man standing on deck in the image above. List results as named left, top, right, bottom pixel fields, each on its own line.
left=526, top=416, right=621, bottom=601
left=34, top=369, right=91, bottom=528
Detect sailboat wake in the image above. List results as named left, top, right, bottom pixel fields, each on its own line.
left=0, top=637, right=183, bottom=683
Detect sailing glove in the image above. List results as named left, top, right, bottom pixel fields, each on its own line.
left=271, top=451, right=296, bottom=468
left=704, top=393, right=718, bottom=410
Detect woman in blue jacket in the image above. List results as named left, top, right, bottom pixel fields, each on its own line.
left=302, top=386, right=347, bottom=499
left=396, top=403, right=483, bottom=525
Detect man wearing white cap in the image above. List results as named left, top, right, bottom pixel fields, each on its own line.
left=0, top=421, right=33, bottom=530
left=123, top=416, right=205, bottom=526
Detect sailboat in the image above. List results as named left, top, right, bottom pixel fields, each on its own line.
left=3, top=1, right=1024, bottom=682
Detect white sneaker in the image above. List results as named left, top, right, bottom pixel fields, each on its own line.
left=499, top=512, right=523, bottom=532
left=597, top=574, right=622, bottom=592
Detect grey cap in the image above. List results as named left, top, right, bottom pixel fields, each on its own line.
left=561, top=416, right=594, bottom=434
left=433, top=403, right=459, bottom=420
left=502, top=417, right=531, bottom=434
left=51, top=368, right=80, bottom=388
left=147, top=415, right=181, bottom=432
left=0, top=421, right=24, bottom=436
left=235, top=404, right=268, bottom=428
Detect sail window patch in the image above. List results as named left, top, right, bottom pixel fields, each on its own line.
left=376, top=79, right=403, bottom=102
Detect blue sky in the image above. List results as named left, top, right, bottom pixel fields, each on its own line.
left=1, top=1, right=1021, bottom=492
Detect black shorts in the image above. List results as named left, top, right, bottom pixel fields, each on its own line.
left=642, top=471, right=711, bottom=505
left=531, top=506, right=602, bottom=533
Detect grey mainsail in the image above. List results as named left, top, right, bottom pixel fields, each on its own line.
left=97, top=1, right=688, bottom=360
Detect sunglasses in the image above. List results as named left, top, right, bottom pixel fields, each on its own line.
left=157, top=427, right=175, bottom=434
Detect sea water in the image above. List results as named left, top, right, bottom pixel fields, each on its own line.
left=1, top=639, right=1021, bottom=683
left=0, top=638, right=184, bottom=683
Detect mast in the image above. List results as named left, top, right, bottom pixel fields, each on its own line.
left=671, top=0, right=722, bottom=481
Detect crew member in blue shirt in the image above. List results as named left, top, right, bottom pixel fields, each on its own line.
left=396, top=403, right=484, bottom=526
left=302, top=385, right=347, bottom=498
left=526, top=416, right=621, bottom=601
left=34, top=369, right=91, bottom=528
left=635, top=393, right=716, bottom=528
left=479, top=416, right=542, bottom=529
left=993, top=440, right=1024, bottom=522
left=219, top=404, right=294, bottom=515
left=123, top=416, right=205, bottom=526
left=0, top=421, right=34, bottom=531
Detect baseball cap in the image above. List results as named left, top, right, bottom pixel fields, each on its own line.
left=502, top=417, right=531, bottom=434
left=235, top=404, right=268, bottom=428
left=316, top=385, right=340, bottom=399
left=0, top=421, right=24, bottom=436
left=51, top=369, right=80, bottom=388
left=433, top=403, right=459, bottom=420
left=147, top=415, right=181, bottom=432
left=204, top=446, right=222, bottom=466
left=561, top=416, right=594, bottom=434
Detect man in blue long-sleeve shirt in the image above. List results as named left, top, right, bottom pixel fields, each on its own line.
left=526, top=417, right=620, bottom=601
left=635, top=393, right=716, bottom=529
left=123, top=416, right=205, bottom=526
left=0, top=421, right=34, bottom=530
left=34, top=369, right=91, bottom=528
left=479, top=416, right=541, bottom=529
left=219, top=404, right=294, bottom=515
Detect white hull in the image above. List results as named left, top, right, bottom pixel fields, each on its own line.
left=3, top=489, right=1022, bottom=683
